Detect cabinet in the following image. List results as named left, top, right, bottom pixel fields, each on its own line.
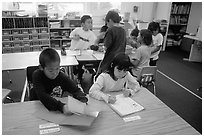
left=49, top=19, right=81, bottom=49
left=166, top=2, right=191, bottom=47
left=2, top=16, right=50, bottom=53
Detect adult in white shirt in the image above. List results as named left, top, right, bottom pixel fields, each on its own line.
left=69, top=15, right=97, bottom=50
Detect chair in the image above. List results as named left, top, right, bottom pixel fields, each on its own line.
left=21, top=66, right=39, bottom=102
left=137, top=66, right=157, bottom=95
left=2, top=71, right=14, bottom=103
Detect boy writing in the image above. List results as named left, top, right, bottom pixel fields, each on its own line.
left=32, top=48, right=88, bottom=114
left=69, top=15, right=97, bottom=50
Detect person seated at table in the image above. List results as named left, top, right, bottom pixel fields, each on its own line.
left=69, top=15, right=97, bottom=50
left=128, top=26, right=140, bottom=49
left=89, top=53, right=141, bottom=104
left=129, top=29, right=152, bottom=78
left=32, top=48, right=88, bottom=115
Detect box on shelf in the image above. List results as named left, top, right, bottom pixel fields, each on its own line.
left=3, top=30, right=11, bottom=35
left=22, top=35, right=30, bottom=40
left=22, top=41, right=30, bottom=46
left=22, top=45, right=31, bottom=52
left=32, top=29, right=38, bottom=34
left=13, top=30, right=22, bottom=34
left=13, top=46, right=22, bottom=53
left=39, top=33, right=49, bottom=39
left=62, top=20, right=70, bottom=28
left=40, top=28, right=48, bottom=33
left=13, top=41, right=21, bottom=47
left=2, top=47, right=13, bottom=53
left=32, top=45, right=41, bottom=51
left=22, top=29, right=29, bottom=34
left=2, top=36, right=11, bottom=41
left=32, top=35, right=38, bottom=40
left=50, top=22, right=60, bottom=28
left=41, top=40, right=50, bottom=45
left=70, top=20, right=81, bottom=27
left=32, top=40, right=40, bottom=45
left=2, top=41, right=12, bottom=47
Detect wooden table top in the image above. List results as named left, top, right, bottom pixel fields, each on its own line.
left=2, top=87, right=199, bottom=135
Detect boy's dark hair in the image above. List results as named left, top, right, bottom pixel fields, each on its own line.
left=130, top=26, right=139, bottom=37
left=140, top=29, right=152, bottom=46
left=39, top=48, right=60, bottom=68
left=81, top=15, right=92, bottom=23
left=148, top=21, right=161, bottom=33
left=106, top=52, right=133, bottom=80
left=105, top=10, right=121, bottom=23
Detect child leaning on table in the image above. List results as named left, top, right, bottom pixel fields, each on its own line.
left=89, top=53, right=141, bottom=104
left=69, top=15, right=97, bottom=50
left=32, top=48, right=88, bottom=114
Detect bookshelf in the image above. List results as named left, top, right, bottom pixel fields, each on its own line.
left=2, top=16, right=50, bottom=53
left=166, top=2, right=191, bottom=47
left=49, top=19, right=81, bottom=49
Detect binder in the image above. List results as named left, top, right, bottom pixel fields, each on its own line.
left=109, top=94, right=144, bottom=117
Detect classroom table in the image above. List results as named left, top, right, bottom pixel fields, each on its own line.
left=2, top=51, right=79, bottom=71
left=2, top=87, right=200, bottom=135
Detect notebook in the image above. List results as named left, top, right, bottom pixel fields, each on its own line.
left=109, top=94, right=144, bottom=117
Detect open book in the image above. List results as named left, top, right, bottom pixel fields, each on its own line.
left=109, top=94, right=144, bottom=117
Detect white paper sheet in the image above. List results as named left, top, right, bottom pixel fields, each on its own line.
left=109, top=94, right=144, bottom=117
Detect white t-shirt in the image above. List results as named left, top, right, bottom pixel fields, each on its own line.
left=69, top=27, right=97, bottom=50
left=129, top=45, right=152, bottom=77
left=151, top=33, right=163, bottom=60
left=89, top=72, right=140, bottom=103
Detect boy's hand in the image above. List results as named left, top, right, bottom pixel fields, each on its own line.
left=123, top=89, right=132, bottom=97
left=73, top=93, right=88, bottom=103
left=63, top=104, right=73, bottom=115
left=108, top=95, right=116, bottom=104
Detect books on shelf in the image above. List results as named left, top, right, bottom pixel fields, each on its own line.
left=171, top=3, right=191, bottom=14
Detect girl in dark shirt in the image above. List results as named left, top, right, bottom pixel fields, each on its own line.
left=97, top=10, right=126, bottom=75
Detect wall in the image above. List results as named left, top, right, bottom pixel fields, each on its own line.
left=154, top=2, right=171, bottom=21
left=121, top=2, right=155, bottom=22
left=186, top=2, right=202, bottom=34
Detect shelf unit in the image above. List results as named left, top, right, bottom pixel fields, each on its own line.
left=166, top=2, right=191, bottom=47
left=2, top=16, right=50, bottom=53
left=49, top=19, right=81, bottom=49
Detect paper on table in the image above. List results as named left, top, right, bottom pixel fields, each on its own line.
left=67, top=96, right=99, bottom=117
left=109, top=94, right=144, bottom=117
left=67, top=96, right=86, bottom=114
left=33, top=101, right=99, bottom=127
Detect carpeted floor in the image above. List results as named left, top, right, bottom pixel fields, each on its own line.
left=155, top=46, right=202, bottom=134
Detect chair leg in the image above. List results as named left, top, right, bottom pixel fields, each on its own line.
left=6, top=96, right=15, bottom=103
left=153, top=82, right=156, bottom=95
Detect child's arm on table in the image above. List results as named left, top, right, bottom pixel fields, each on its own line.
left=89, top=74, right=116, bottom=104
